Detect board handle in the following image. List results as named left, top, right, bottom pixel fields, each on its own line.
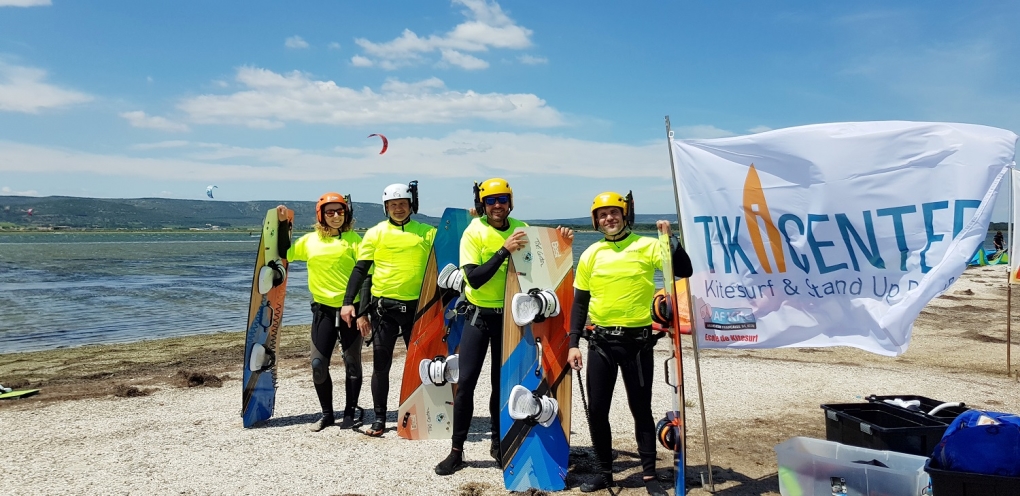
left=663, top=356, right=678, bottom=393
left=534, top=338, right=543, bottom=378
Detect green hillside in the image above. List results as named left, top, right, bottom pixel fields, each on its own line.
left=0, top=196, right=438, bottom=230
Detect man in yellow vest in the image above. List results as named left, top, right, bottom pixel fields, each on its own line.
left=341, top=181, right=436, bottom=436
left=566, top=191, right=692, bottom=495
left=435, top=177, right=573, bottom=475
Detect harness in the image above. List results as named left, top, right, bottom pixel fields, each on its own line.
left=460, top=302, right=503, bottom=328
left=581, top=325, right=667, bottom=388
left=373, top=296, right=413, bottom=315
left=311, top=302, right=342, bottom=328
left=361, top=296, right=416, bottom=346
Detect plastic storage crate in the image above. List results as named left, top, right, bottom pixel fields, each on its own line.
left=775, top=437, right=929, bottom=496
left=866, top=394, right=969, bottom=422
left=925, top=458, right=1020, bottom=496
left=821, top=402, right=948, bottom=457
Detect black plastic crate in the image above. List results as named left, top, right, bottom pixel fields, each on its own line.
left=866, top=394, right=969, bottom=422
left=925, top=458, right=1020, bottom=496
left=821, top=402, right=949, bottom=457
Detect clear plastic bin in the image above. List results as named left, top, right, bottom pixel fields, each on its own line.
left=775, top=437, right=930, bottom=496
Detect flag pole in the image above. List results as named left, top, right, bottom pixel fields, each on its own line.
left=1008, top=165, right=1014, bottom=378
left=665, top=115, right=715, bottom=491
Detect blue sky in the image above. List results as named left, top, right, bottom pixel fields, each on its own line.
left=1, top=0, right=1018, bottom=220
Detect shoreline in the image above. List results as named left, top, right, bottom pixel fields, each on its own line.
left=0, top=325, right=316, bottom=405
left=1, top=266, right=1018, bottom=495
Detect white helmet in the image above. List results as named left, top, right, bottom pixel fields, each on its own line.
left=382, top=183, right=411, bottom=203
left=381, top=181, right=419, bottom=214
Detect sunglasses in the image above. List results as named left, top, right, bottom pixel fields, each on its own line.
left=483, top=195, right=510, bottom=206
left=324, top=208, right=345, bottom=217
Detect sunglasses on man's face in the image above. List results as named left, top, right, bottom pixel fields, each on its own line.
left=483, top=195, right=510, bottom=206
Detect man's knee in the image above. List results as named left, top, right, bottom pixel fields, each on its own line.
left=311, top=357, right=328, bottom=384
left=344, top=355, right=363, bottom=379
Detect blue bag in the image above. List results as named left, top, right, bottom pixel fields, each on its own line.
left=931, top=410, right=1020, bottom=477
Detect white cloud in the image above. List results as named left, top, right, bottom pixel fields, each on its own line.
left=380, top=77, right=446, bottom=93
left=0, top=0, right=51, bottom=6
left=748, top=125, right=773, bottom=134
left=0, top=63, right=92, bottom=113
left=518, top=54, right=547, bottom=65
left=1, top=186, right=39, bottom=195
left=673, top=125, right=736, bottom=139
left=120, top=111, right=190, bottom=132
left=0, top=130, right=667, bottom=183
left=350, top=55, right=374, bottom=67
left=0, top=132, right=704, bottom=217
left=284, top=36, right=309, bottom=49
left=440, top=49, right=489, bottom=70
left=328, top=42, right=341, bottom=50
left=176, top=67, right=564, bottom=128
left=130, top=140, right=190, bottom=150
left=353, top=0, right=534, bottom=69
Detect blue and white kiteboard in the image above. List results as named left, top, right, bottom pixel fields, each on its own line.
left=241, top=209, right=292, bottom=428
left=499, top=227, right=574, bottom=491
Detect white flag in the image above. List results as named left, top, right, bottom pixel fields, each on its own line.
left=673, top=121, right=1017, bottom=356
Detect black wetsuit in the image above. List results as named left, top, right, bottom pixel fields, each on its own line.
left=278, top=222, right=364, bottom=418
left=450, top=236, right=515, bottom=450
left=568, top=236, right=693, bottom=477
left=343, top=219, right=429, bottom=423
left=309, top=303, right=363, bottom=416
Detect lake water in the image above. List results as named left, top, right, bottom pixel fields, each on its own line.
left=0, top=229, right=1002, bottom=353
left=0, top=230, right=617, bottom=353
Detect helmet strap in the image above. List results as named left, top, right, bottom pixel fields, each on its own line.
left=388, top=215, right=410, bottom=227
left=408, top=180, right=419, bottom=214
left=472, top=182, right=484, bottom=214
left=603, top=227, right=631, bottom=242
left=486, top=214, right=509, bottom=230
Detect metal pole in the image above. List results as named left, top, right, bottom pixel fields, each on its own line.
left=665, top=116, right=715, bottom=491
left=1009, top=165, right=1014, bottom=377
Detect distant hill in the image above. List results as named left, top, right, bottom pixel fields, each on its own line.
left=0, top=196, right=439, bottom=230
left=0, top=195, right=692, bottom=231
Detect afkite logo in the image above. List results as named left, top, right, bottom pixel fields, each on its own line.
left=702, top=303, right=757, bottom=331
left=743, top=164, right=786, bottom=274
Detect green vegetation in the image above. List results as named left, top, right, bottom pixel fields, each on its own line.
left=0, top=196, right=435, bottom=231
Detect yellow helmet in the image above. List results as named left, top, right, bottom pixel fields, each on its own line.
left=590, top=191, right=634, bottom=230
left=473, top=177, right=514, bottom=212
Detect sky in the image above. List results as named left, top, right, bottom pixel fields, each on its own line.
left=1, top=0, right=1018, bottom=220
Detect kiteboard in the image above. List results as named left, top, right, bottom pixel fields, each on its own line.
left=499, top=227, right=574, bottom=491
left=657, top=231, right=687, bottom=495
left=397, top=207, right=472, bottom=440
left=241, top=208, right=293, bottom=428
left=0, top=385, right=39, bottom=400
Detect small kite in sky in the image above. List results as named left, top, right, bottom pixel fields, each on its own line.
left=368, top=133, right=388, bottom=155
left=206, top=185, right=218, bottom=199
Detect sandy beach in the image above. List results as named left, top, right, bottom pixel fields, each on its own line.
left=1, top=264, right=1018, bottom=495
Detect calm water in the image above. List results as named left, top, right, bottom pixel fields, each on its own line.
left=5, top=228, right=996, bottom=354
left=0, top=230, right=634, bottom=353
